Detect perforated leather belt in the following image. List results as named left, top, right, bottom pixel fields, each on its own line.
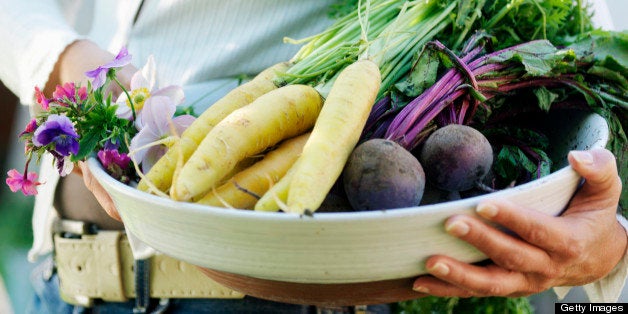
left=53, top=230, right=245, bottom=306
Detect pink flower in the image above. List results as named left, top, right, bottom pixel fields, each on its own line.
left=98, top=148, right=131, bottom=170
left=52, top=82, right=87, bottom=105
left=98, top=147, right=132, bottom=182
left=6, top=169, right=41, bottom=196
left=19, top=118, right=38, bottom=137
left=34, top=87, right=50, bottom=110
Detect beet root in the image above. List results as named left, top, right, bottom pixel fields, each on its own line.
left=343, top=139, right=426, bottom=211
left=419, top=124, right=493, bottom=192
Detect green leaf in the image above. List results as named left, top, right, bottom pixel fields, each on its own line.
left=395, top=296, right=532, bottom=314
left=74, top=128, right=101, bottom=161
left=395, top=46, right=441, bottom=97
left=533, top=86, right=559, bottom=112
left=327, top=0, right=359, bottom=19
left=494, top=145, right=523, bottom=181
left=487, top=40, right=563, bottom=76
left=568, top=30, right=628, bottom=71
left=587, top=65, right=628, bottom=90
left=532, top=147, right=552, bottom=176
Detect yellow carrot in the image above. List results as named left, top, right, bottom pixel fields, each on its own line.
left=213, top=156, right=262, bottom=187
left=253, top=161, right=296, bottom=212
left=171, top=84, right=323, bottom=201
left=137, top=62, right=290, bottom=193
left=196, top=132, right=309, bottom=209
left=286, top=59, right=381, bottom=214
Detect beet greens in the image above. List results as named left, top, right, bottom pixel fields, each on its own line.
left=363, top=31, right=627, bottom=197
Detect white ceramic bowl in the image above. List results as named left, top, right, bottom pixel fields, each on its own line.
left=88, top=109, right=608, bottom=304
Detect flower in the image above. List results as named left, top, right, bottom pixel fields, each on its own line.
left=98, top=144, right=131, bottom=170
left=98, top=144, right=132, bottom=182
left=20, top=118, right=38, bottom=137
left=52, top=82, right=87, bottom=105
left=32, top=114, right=79, bottom=157
left=115, top=55, right=184, bottom=128
left=85, top=46, right=132, bottom=89
left=48, top=151, right=75, bottom=176
left=35, top=87, right=50, bottom=110
left=130, top=96, right=194, bottom=172
left=6, top=169, right=41, bottom=196
left=7, top=47, right=195, bottom=195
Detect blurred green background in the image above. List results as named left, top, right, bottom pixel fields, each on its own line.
left=0, top=82, right=35, bottom=314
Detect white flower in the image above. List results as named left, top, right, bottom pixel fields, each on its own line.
left=129, top=96, right=195, bottom=173
left=115, top=55, right=185, bottom=129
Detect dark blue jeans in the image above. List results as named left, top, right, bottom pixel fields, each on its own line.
left=27, top=256, right=391, bottom=314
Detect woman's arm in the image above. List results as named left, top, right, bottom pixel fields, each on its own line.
left=0, top=0, right=80, bottom=104
left=45, top=39, right=135, bottom=99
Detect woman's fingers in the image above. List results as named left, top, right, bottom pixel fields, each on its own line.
left=413, top=258, right=532, bottom=297
left=567, top=148, right=622, bottom=214
left=476, top=200, right=578, bottom=254
left=443, top=213, right=552, bottom=273
left=77, top=161, right=122, bottom=221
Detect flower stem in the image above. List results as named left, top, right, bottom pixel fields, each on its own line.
left=22, top=157, right=32, bottom=180
left=112, top=76, right=136, bottom=121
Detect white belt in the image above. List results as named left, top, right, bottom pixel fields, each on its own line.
left=53, top=231, right=244, bottom=306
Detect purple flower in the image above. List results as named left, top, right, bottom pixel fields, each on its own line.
left=32, top=114, right=79, bottom=157
left=98, top=148, right=131, bottom=170
left=130, top=96, right=194, bottom=172
left=49, top=151, right=74, bottom=176
left=52, top=82, right=87, bottom=105
left=98, top=146, right=131, bottom=182
left=85, top=47, right=132, bottom=89
left=6, top=169, right=41, bottom=196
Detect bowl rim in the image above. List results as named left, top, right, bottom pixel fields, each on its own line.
left=85, top=156, right=579, bottom=221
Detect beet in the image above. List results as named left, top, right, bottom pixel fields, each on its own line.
left=343, top=139, right=426, bottom=211
left=419, top=124, right=493, bottom=192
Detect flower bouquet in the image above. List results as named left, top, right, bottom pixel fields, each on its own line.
left=6, top=47, right=195, bottom=195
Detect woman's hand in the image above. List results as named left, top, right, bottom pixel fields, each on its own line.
left=44, top=39, right=136, bottom=95
left=412, top=147, right=626, bottom=297
left=74, top=161, right=122, bottom=221
left=46, top=39, right=137, bottom=222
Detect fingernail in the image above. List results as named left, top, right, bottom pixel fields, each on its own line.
left=428, top=262, right=450, bottom=276
left=445, top=219, right=469, bottom=237
left=570, top=151, right=594, bottom=165
left=413, top=285, right=429, bottom=293
left=476, top=203, right=498, bottom=218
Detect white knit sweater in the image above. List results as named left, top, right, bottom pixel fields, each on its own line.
left=0, top=0, right=625, bottom=304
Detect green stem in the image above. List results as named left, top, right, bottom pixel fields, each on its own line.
left=112, top=76, right=136, bottom=121
left=483, top=0, right=522, bottom=30
left=452, top=0, right=487, bottom=51
left=530, top=0, right=547, bottom=39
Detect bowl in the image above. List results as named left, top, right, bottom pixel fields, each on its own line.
left=88, top=109, right=609, bottom=306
